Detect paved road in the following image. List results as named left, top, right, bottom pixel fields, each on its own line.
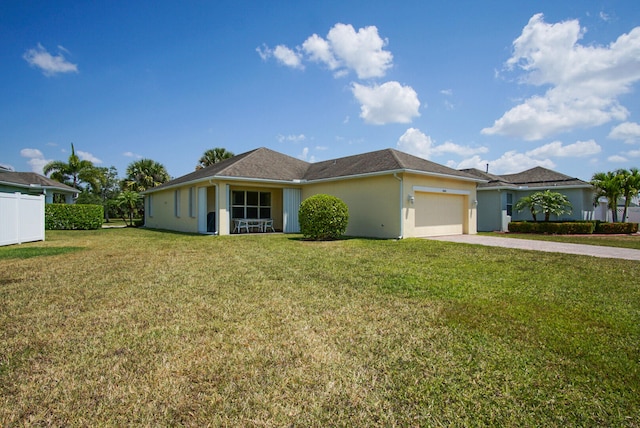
left=426, top=235, right=640, bottom=261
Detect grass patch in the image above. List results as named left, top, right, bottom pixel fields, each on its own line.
left=1, top=229, right=639, bottom=426
left=0, top=245, right=83, bottom=260
left=481, top=231, right=640, bottom=250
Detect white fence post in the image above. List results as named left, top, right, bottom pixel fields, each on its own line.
left=0, top=192, right=45, bottom=246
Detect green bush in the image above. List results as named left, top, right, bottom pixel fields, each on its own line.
left=298, top=194, right=349, bottom=240
left=595, top=222, right=639, bottom=234
left=508, top=221, right=595, bottom=234
left=45, top=204, right=104, bottom=230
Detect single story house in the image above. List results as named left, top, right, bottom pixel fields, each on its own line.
left=461, top=166, right=594, bottom=232
left=0, top=170, right=78, bottom=203
left=142, top=147, right=485, bottom=239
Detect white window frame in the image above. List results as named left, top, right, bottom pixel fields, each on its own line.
left=188, top=187, right=196, bottom=218
left=174, top=189, right=181, bottom=217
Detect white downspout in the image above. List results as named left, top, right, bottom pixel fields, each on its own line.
left=393, top=173, right=403, bottom=239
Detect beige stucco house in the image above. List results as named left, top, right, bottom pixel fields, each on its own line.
left=142, top=147, right=484, bottom=239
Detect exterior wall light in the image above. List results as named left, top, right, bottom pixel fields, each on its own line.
left=408, top=195, right=415, bottom=204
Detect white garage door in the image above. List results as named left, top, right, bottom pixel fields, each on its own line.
left=414, top=192, right=464, bottom=236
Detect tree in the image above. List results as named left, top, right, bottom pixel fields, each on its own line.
left=196, top=147, right=234, bottom=170
left=116, top=190, right=141, bottom=227
left=514, top=194, right=542, bottom=222
left=96, top=166, right=121, bottom=222
left=123, top=159, right=170, bottom=192
left=514, top=190, right=572, bottom=222
left=617, top=168, right=640, bottom=222
left=43, top=143, right=101, bottom=192
left=591, top=171, right=623, bottom=222
left=537, top=190, right=572, bottom=222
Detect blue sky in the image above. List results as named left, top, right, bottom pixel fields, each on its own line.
left=1, top=1, right=639, bottom=181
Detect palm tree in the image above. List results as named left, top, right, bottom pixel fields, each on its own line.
left=514, top=193, right=542, bottom=222
left=123, top=159, right=170, bottom=192
left=116, top=190, right=141, bottom=226
left=537, top=190, right=572, bottom=221
left=43, top=143, right=101, bottom=191
left=196, top=147, right=234, bottom=170
left=617, top=168, right=640, bottom=222
left=591, top=171, right=623, bottom=222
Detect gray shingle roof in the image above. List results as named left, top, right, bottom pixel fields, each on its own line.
left=148, top=147, right=483, bottom=193
left=461, top=166, right=591, bottom=189
left=0, top=171, right=78, bottom=193
left=304, top=148, right=480, bottom=181
left=150, top=148, right=310, bottom=191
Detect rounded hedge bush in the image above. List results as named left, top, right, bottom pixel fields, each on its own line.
left=298, top=194, right=349, bottom=240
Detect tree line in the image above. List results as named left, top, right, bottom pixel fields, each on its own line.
left=43, top=145, right=234, bottom=225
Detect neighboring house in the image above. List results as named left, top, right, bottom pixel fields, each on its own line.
left=142, top=147, right=485, bottom=238
left=461, top=166, right=594, bottom=232
left=0, top=171, right=78, bottom=203
left=0, top=171, right=77, bottom=246
left=594, top=196, right=640, bottom=223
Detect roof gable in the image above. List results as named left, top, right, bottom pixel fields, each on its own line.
left=472, top=166, right=590, bottom=189
left=150, top=148, right=310, bottom=191
left=0, top=171, right=78, bottom=192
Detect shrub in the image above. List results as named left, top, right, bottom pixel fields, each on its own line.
left=508, top=221, right=595, bottom=234
left=298, top=194, right=349, bottom=240
left=595, top=222, right=639, bottom=234
left=45, top=204, right=104, bottom=230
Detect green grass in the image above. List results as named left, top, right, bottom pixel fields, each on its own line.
left=481, top=231, right=640, bottom=250
left=1, top=229, right=639, bottom=426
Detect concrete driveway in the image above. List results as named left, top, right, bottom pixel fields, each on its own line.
left=426, top=234, right=640, bottom=261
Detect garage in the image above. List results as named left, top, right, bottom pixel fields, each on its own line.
left=414, top=189, right=466, bottom=236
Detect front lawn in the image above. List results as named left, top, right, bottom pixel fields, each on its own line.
left=1, top=229, right=639, bottom=426
left=481, top=231, right=640, bottom=250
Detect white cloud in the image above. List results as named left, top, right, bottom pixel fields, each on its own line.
left=23, top=44, right=78, bottom=76
left=440, top=89, right=453, bottom=96
left=297, top=147, right=315, bottom=162
left=352, top=81, right=420, bottom=125
left=482, top=13, right=640, bottom=140
left=608, top=121, right=640, bottom=143
left=77, top=150, right=102, bottom=164
left=525, top=139, right=601, bottom=158
left=323, top=23, right=392, bottom=79
left=263, top=23, right=393, bottom=79
left=608, top=155, right=628, bottom=162
left=123, top=151, right=143, bottom=159
left=277, top=134, right=306, bottom=143
left=624, top=149, right=640, bottom=158
left=455, top=151, right=556, bottom=174
left=20, top=148, right=51, bottom=173
left=302, top=34, right=340, bottom=70
left=396, top=128, right=487, bottom=159
left=273, top=45, right=304, bottom=69
left=256, top=44, right=304, bottom=69
left=397, top=128, right=434, bottom=158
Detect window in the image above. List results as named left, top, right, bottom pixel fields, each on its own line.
left=506, top=193, right=513, bottom=216
left=188, top=187, right=195, bottom=218
left=174, top=189, right=181, bottom=217
left=147, top=195, right=153, bottom=217
left=231, top=190, right=271, bottom=219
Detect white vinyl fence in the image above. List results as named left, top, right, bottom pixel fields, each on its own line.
left=0, top=192, right=45, bottom=246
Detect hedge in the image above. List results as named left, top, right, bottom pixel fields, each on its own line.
left=508, top=221, right=595, bottom=234
left=594, top=222, right=639, bottom=234
left=45, top=204, right=104, bottom=230
left=508, top=221, right=639, bottom=235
